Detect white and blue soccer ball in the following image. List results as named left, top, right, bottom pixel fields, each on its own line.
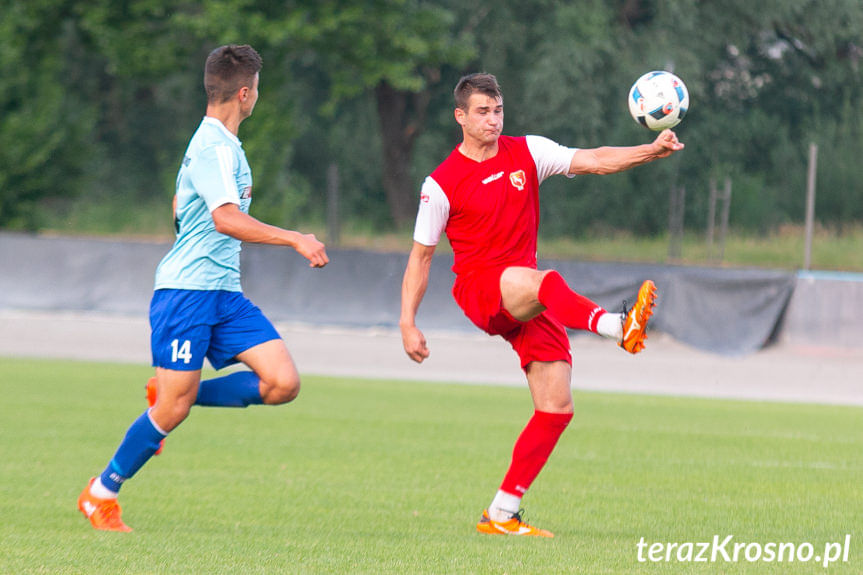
left=628, top=71, right=689, bottom=131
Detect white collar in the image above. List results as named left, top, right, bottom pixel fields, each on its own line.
left=202, top=116, right=241, bottom=146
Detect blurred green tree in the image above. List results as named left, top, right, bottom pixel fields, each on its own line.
left=287, top=0, right=477, bottom=227
left=2, top=0, right=862, bottom=238
left=0, top=1, right=96, bottom=228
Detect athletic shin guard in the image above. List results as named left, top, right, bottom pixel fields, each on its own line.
left=195, top=371, right=263, bottom=407
left=100, top=410, right=167, bottom=492
left=537, top=270, right=605, bottom=332
left=499, top=410, right=573, bottom=496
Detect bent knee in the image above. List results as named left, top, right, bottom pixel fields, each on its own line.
left=151, top=401, right=193, bottom=432
left=543, top=402, right=574, bottom=415
left=532, top=395, right=574, bottom=414
left=261, top=372, right=301, bottom=405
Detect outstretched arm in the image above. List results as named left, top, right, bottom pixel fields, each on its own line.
left=569, top=129, right=684, bottom=176
left=211, top=203, right=329, bottom=268
left=400, top=241, right=436, bottom=363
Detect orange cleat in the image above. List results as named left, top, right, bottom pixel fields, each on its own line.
left=77, top=477, right=132, bottom=532
left=620, top=280, right=657, bottom=354
left=476, top=509, right=553, bottom=537
left=145, top=376, right=164, bottom=455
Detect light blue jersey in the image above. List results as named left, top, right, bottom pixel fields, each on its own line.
left=155, top=117, right=253, bottom=291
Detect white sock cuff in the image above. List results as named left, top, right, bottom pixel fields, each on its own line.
left=90, top=477, right=119, bottom=499
left=597, top=312, right=624, bottom=340
left=489, top=490, right=522, bottom=521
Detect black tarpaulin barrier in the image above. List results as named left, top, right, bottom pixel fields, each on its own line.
left=0, top=232, right=800, bottom=355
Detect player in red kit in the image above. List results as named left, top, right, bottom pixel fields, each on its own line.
left=400, top=73, right=683, bottom=537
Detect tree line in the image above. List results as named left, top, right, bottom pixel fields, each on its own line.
left=2, top=0, right=862, bottom=238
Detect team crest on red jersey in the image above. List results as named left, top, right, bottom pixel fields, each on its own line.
left=509, top=170, right=526, bottom=191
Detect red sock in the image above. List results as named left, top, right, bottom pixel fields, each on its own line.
left=499, top=410, right=573, bottom=496
left=537, top=270, right=605, bottom=332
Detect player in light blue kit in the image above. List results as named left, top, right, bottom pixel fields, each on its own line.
left=78, top=45, right=328, bottom=531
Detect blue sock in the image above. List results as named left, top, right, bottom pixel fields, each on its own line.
left=195, top=371, right=263, bottom=407
left=100, top=410, right=167, bottom=493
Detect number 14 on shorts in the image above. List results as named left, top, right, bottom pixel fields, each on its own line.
left=171, top=339, right=193, bottom=364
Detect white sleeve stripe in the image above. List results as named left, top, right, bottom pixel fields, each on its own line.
left=215, top=145, right=240, bottom=205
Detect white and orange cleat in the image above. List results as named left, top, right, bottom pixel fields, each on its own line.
left=476, top=509, right=553, bottom=538
left=145, top=376, right=164, bottom=455
left=620, top=280, right=657, bottom=354
left=77, top=477, right=132, bottom=532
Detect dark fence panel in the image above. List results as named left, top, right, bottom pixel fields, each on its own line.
left=4, top=232, right=847, bottom=355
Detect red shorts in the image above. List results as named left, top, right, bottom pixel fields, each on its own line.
left=452, top=267, right=572, bottom=370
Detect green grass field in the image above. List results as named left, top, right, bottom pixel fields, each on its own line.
left=1, top=358, right=860, bottom=574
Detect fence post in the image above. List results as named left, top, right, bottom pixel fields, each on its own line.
left=706, top=177, right=717, bottom=259
left=718, top=177, right=732, bottom=262
left=803, top=143, right=818, bottom=270
left=327, top=162, right=340, bottom=248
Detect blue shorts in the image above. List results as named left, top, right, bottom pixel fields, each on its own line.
left=149, top=289, right=280, bottom=371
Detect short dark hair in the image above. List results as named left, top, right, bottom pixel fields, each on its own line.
left=204, top=45, right=263, bottom=104
left=454, top=73, right=502, bottom=110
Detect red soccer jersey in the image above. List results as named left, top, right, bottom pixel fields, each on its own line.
left=415, top=135, right=576, bottom=276
left=432, top=136, right=539, bottom=274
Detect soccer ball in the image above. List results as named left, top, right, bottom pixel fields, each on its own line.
left=628, top=71, right=689, bottom=131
